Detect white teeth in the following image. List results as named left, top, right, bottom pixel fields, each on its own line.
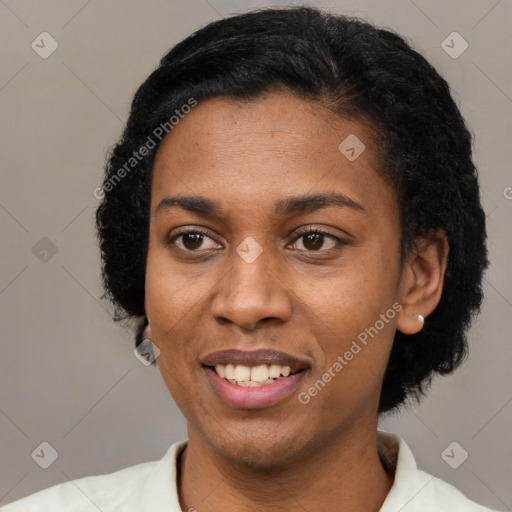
left=236, top=380, right=260, bottom=387
left=224, top=364, right=236, bottom=380
left=215, top=364, right=226, bottom=378
left=234, top=365, right=251, bottom=382
left=250, top=364, right=269, bottom=382
left=212, top=363, right=297, bottom=385
left=268, top=364, right=281, bottom=379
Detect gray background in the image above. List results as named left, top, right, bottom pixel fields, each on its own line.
left=0, top=0, right=511, bottom=509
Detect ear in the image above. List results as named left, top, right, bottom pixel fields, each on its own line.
left=396, top=229, right=449, bottom=335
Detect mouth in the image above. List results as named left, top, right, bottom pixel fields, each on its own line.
left=200, top=348, right=311, bottom=408
left=201, top=363, right=309, bottom=409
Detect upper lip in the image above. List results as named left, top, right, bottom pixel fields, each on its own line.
left=201, top=348, right=310, bottom=373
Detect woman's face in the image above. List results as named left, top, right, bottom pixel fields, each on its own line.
left=145, top=92, right=405, bottom=466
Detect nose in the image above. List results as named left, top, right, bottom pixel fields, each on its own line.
left=210, top=245, right=293, bottom=331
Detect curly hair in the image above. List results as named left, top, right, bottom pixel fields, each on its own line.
left=95, top=6, right=489, bottom=413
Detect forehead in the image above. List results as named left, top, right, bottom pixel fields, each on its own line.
left=150, top=92, right=397, bottom=224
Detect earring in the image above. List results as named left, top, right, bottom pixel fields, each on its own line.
left=418, top=314, right=424, bottom=329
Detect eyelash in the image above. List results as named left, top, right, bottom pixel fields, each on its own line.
left=164, top=226, right=348, bottom=253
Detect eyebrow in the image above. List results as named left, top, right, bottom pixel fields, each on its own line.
left=154, top=192, right=366, bottom=219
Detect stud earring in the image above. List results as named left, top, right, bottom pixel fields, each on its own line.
left=418, top=314, right=424, bottom=329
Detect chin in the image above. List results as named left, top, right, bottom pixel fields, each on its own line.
left=201, top=421, right=311, bottom=469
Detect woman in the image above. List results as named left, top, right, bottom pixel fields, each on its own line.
left=3, top=6, right=499, bottom=512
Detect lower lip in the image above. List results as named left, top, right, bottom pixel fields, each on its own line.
left=203, top=366, right=308, bottom=409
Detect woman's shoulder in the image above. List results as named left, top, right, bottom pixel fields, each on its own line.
left=1, top=458, right=158, bottom=512
left=414, top=467, right=502, bottom=512
left=377, top=430, right=503, bottom=512
left=1, top=439, right=191, bottom=512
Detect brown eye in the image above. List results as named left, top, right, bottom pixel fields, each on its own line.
left=165, top=229, right=220, bottom=252
left=181, top=232, right=207, bottom=251
left=291, top=228, right=347, bottom=252
left=301, top=232, right=324, bottom=251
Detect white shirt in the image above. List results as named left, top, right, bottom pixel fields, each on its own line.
left=1, top=430, right=501, bottom=511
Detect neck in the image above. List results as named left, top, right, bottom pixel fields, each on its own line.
left=177, top=425, right=394, bottom=512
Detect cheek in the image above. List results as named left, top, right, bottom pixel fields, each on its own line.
left=301, top=242, right=399, bottom=382
left=144, top=240, right=201, bottom=323
left=144, top=250, right=195, bottom=376
left=144, top=243, right=219, bottom=375
left=309, top=248, right=398, bottom=331
left=145, top=261, right=202, bottom=414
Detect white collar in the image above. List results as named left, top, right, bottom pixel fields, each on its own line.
left=136, top=429, right=495, bottom=511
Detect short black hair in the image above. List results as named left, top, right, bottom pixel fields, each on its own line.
left=95, top=6, right=489, bottom=413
